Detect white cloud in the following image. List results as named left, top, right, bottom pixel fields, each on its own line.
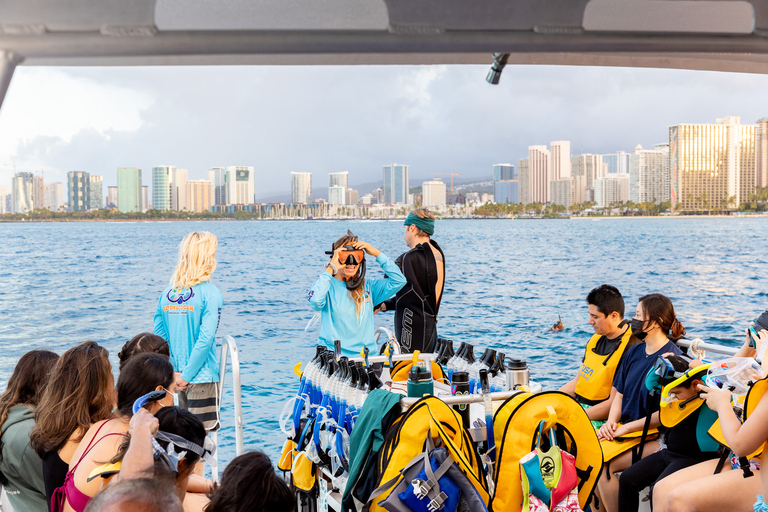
left=0, top=68, right=153, bottom=181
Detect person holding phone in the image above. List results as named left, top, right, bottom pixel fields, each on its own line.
left=308, top=230, right=406, bottom=358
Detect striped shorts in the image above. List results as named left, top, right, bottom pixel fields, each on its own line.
left=179, top=382, right=220, bottom=431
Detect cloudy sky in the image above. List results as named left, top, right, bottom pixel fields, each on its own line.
left=1, top=64, right=768, bottom=198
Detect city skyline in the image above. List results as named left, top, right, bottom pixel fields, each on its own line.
left=2, top=65, right=768, bottom=196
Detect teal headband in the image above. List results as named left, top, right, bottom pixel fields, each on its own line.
left=404, top=213, right=435, bottom=235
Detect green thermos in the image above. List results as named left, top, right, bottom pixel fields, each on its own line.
left=407, top=365, right=434, bottom=398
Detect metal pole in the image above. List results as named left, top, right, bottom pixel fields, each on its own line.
left=224, top=335, right=245, bottom=456
left=0, top=51, right=23, bottom=113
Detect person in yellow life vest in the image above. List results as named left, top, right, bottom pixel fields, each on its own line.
left=560, top=285, right=634, bottom=429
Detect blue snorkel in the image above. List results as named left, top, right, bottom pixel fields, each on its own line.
left=132, top=390, right=167, bottom=415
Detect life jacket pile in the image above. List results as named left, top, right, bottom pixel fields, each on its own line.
left=491, top=391, right=603, bottom=512
left=363, top=396, right=489, bottom=512
left=389, top=359, right=447, bottom=384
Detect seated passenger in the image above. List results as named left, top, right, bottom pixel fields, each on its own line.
left=30, top=341, right=116, bottom=509
left=652, top=310, right=768, bottom=512
left=117, top=333, right=170, bottom=371
left=618, top=355, right=720, bottom=512
left=53, top=353, right=180, bottom=512
left=0, top=350, right=59, bottom=512
left=204, top=451, right=295, bottom=512
left=308, top=230, right=406, bottom=357
left=593, top=293, right=685, bottom=512
left=83, top=478, right=182, bottom=512
left=559, top=284, right=633, bottom=428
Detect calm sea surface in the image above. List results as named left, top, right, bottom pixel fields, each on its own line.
left=1, top=218, right=767, bottom=465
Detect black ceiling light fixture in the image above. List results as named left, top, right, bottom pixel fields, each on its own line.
left=486, top=52, right=510, bottom=84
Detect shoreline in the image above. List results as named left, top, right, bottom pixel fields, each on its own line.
left=1, top=214, right=767, bottom=223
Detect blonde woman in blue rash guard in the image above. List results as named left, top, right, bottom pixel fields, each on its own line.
left=154, top=231, right=223, bottom=431
left=308, top=230, right=406, bottom=357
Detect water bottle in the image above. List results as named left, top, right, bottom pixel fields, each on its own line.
left=407, top=366, right=434, bottom=398
left=438, top=339, right=455, bottom=365
left=451, top=371, right=471, bottom=429
left=490, top=352, right=507, bottom=392
left=446, top=342, right=466, bottom=381
left=506, top=359, right=530, bottom=390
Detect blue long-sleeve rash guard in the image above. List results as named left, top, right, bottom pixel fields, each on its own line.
left=154, top=280, right=223, bottom=384
left=308, top=253, right=406, bottom=357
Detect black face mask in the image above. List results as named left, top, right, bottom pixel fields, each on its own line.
left=630, top=318, right=648, bottom=341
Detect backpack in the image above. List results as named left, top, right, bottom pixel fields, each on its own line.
left=364, top=396, right=489, bottom=512
left=491, top=391, right=603, bottom=512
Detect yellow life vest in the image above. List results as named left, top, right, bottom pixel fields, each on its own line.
left=389, top=359, right=447, bottom=384
left=599, top=427, right=660, bottom=462
left=492, top=391, right=603, bottom=512
left=369, top=396, right=488, bottom=512
left=575, top=328, right=633, bottom=405
left=742, top=375, right=768, bottom=456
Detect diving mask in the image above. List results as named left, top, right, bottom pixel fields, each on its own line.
left=152, top=430, right=217, bottom=475
left=645, top=357, right=685, bottom=397
left=338, top=245, right=365, bottom=265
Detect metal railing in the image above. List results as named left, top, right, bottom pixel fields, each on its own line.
left=210, top=335, right=244, bottom=480
left=677, top=338, right=740, bottom=358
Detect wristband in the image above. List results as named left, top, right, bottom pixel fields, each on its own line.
left=326, top=262, right=338, bottom=276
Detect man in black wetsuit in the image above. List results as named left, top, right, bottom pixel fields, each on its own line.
left=376, top=208, right=445, bottom=353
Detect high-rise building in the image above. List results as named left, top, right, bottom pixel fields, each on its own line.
left=329, top=172, right=348, bottom=188
left=518, top=158, right=530, bottom=205
left=492, top=164, right=516, bottom=182
left=549, top=141, right=572, bottom=181
left=89, top=175, right=103, bottom=210
left=328, top=186, right=346, bottom=205
left=107, top=186, right=118, bottom=208
left=383, top=164, right=409, bottom=204
left=67, top=171, right=90, bottom=212
left=170, top=168, right=188, bottom=211
left=227, top=166, right=255, bottom=204
left=142, top=186, right=148, bottom=212
left=594, top=175, right=630, bottom=208
left=603, top=151, right=631, bottom=174
left=550, top=179, right=573, bottom=208
left=291, top=172, right=312, bottom=203
left=629, top=144, right=670, bottom=203
left=529, top=146, right=550, bottom=203
left=208, top=167, right=229, bottom=205
left=44, top=182, right=64, bottom=211
left=12, top=172, right=35, bottom=213
left=186, top=180, right=213, bottom=213
left=757, top=118, right=768, bottom=189
left=372, top=188, right=384, bottom=204
left=152, top=166, right=173, bottom=211
left=571, top=154, right=607, bottom=200
left=32, top=175, right=43, bottom=210
left=422, top=178, right=446, bottom=207
left=670, top=116, right=756, bottom=211
left=0, top=186, right=11, bottom=214
left=494, top=180, right=519, bottom=204
left=572, top=175, right=589, bottom=205
left=346, top=188, right=359, bottom=205
left=117, top=167, right=142, bottom=213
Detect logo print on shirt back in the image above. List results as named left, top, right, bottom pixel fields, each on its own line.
left=167, top=288, right=195, bottom=304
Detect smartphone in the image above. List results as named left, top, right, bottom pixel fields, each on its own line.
left=748, top=325, right=760, bottom=348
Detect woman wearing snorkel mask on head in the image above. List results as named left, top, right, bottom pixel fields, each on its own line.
left=592, top=293, right=684, bottom=512
left=308, top=230, right=406, bottom=358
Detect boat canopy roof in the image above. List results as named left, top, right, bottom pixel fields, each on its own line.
left=1, top=0, right=768, bottom=72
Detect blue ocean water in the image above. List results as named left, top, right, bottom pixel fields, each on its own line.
left=0, top=217, right=767, bottom=465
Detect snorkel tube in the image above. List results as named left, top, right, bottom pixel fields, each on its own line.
left=132, top=390, right=168, bottom=415
left=479, top=369, right=496, bottom=490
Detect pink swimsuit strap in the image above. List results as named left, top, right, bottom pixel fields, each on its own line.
left=51, top=419, right=127, bottom=512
